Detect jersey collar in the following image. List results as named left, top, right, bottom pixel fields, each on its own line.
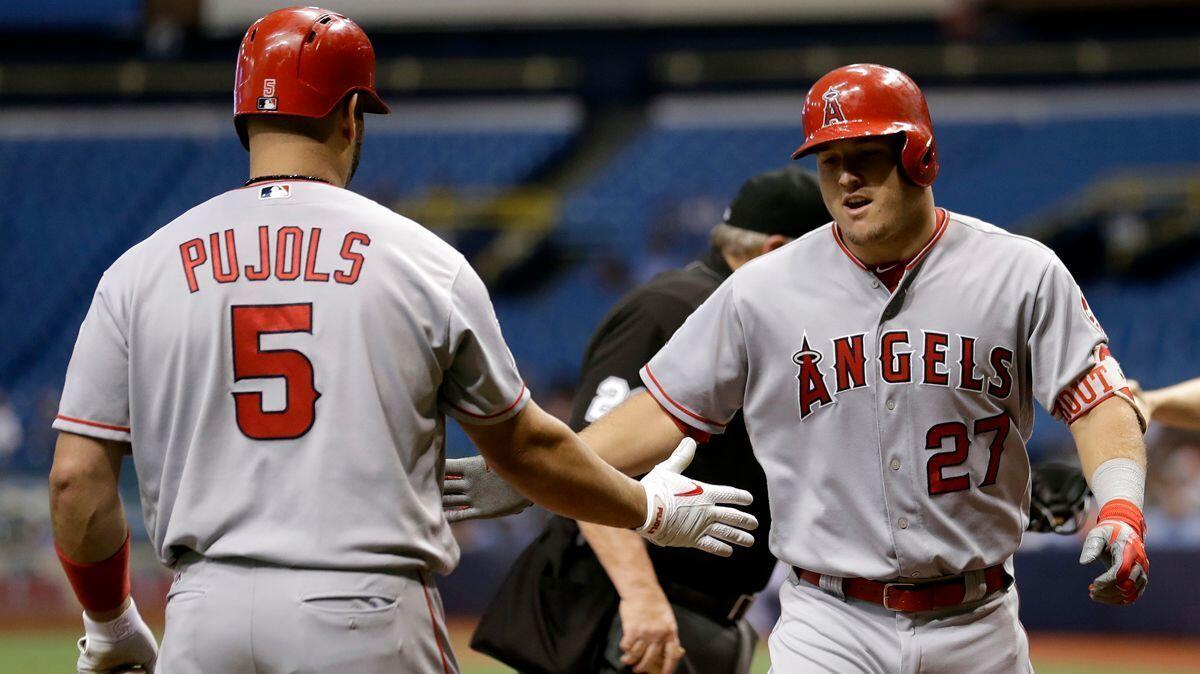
left=831, top=207, right=950, bottom=273
left=235, top=176, right=340, bottom=191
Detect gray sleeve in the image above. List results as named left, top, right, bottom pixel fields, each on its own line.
left=438, top=262, right=530, bottom=426
left=52, top=275, right=132, bottom=442
left=1028, top=254, right=1123, bottom=423
left=639, top=279, right=747, bottom=435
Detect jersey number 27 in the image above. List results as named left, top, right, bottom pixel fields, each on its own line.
left=231, top=303, right=320, bottom=440
left=924, top=411, right=1010, bottom=495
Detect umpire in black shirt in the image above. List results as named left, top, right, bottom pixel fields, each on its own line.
left=445, top=166, right=830, bottom=674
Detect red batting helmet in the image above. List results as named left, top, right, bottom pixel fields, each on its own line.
left=233, top=6, right=390, bottom=148
left=791, top=64, right=938, bottom=187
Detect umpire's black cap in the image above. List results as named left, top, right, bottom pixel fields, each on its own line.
left=723, top=165, right=829, bottom=239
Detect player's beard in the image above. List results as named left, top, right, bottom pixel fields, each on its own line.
left=840, top=218, right=895, bottom=248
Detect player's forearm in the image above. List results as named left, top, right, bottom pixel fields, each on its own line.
left=50, top=433, right=133, bottom=622
left=578, top=521, right=666, bottom=600
left=1143, top=378, right=1200, bottom=429
left=581, top=392, right=685, bottom=475
left=49, top=434, right=129, bottom=563
left=473, top=403, right=647, bottom=529
left=1070, top=396, right=1147, bottom=481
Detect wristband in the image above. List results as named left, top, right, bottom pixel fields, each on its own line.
left=1096, top=498, right=1146, bottom=536
left=82, top=596, right=144, bottom=642
left=1089, top=457, right=1146, bottom=510
left=639, top=484, right=666, bottom=534
left=56, top=531, right=132, bottom=613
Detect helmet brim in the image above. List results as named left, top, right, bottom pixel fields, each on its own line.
left=355, top=88, right=390, bottom=115
left=791, top=121, right=912, bottom=160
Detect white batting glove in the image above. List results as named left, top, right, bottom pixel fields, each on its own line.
left=77, top=598, right=158, bottom=673
left=635, top=438, right=758, bottom=557
left=443, top=455, right=532, bottom=523
left=1079, top=499, right=1149, bottom=605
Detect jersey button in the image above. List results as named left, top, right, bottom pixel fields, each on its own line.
left=885, top=399, right=896, bottom=411
left=871, top=280, right=880, bottom=289
left=898, top=518, right=909, bottom=529
left=890, top=458, right=901, bottom=471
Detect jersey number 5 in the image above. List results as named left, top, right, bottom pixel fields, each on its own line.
left=924, top=411, right=1010, bottom=495
left=231, top=303, right=320, bottom=440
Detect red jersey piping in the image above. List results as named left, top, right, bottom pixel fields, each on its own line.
left=420, top=573, right=452, bottom=674
left=905, top=208, right=950, bottom=270
left=831, top=224, right=869, bottom=270
left=55, top=415, right=131, bottom=433
left=445, top=384, right=528, bottom=420
left=643, top=366, right=726, bottom=429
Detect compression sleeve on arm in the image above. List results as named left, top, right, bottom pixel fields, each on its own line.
left=55, top=530, right=132, bottom=613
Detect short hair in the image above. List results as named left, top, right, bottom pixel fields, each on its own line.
left=709, top=223, right=771, bottom=260
left=244, top=112, right=340, bottom=144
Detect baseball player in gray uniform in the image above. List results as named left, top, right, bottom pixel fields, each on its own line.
left=568, top=64, right=1152, bottom=672
left=46, top=8, right=756, bottom=673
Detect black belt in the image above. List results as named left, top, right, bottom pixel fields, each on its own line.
left=663, top=582, right=755, bottom=624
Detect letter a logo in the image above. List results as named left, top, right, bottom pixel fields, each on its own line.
left=793, top=335, right=834, bottom=420
left=822, top=87, right=846, bottom=127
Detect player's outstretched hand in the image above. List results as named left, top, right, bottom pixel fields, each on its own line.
left=76, top=599, right=158, bottom=673
left=1079, top=499, right=1149, bottom=605
left=443, top=455, right=532, bottom=523
left=635, top=438, right=758, bottom=557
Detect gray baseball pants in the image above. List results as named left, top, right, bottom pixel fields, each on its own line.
left=157, top=554, right=458, bottom=674
left=768, top=569, right=1032, bottom=673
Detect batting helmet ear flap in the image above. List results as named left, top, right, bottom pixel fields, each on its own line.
left=900, top=128, right=938, bottom=188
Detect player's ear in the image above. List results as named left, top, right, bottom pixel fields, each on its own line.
left=761, top=234, right=791, bottom=255
left=341, top=93, right=361, bottom=143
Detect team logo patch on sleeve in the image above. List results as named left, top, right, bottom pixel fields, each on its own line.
left=259, top=184, right=291, bottom=200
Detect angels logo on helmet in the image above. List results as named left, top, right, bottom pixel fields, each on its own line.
left=821, top=87, right=847, bottom=127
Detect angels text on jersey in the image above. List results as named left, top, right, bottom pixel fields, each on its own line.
left=793, top=330, right=1014, bottom=420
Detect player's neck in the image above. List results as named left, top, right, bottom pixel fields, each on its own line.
left=248, top=137, right=347, bottom=188
left=842, top=197, right=937, bottom=266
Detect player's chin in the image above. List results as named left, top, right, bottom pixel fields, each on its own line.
left=837, top=219, right=883, bottom=247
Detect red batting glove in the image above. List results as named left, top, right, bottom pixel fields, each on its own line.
left=1079, top=498, right=1148, bottom=605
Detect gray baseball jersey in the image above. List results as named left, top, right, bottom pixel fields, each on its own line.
left=54, top=179, right=528, bottom=574
left=641, top=209, right=1133, bottom=581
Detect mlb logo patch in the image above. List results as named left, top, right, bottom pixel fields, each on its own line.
left=258, top=79, right=278, bottom=110
left=259, top=184, right=291, bottom=200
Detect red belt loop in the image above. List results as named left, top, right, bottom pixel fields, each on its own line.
left=794, top=564, right=1010, bottom=612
